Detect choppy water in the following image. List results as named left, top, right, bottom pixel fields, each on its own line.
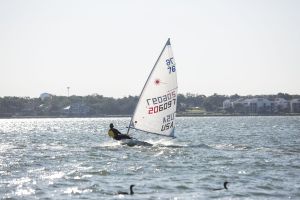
left=0, top=116, right=300, bottom=199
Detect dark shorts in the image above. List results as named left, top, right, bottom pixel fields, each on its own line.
left=115, top=134, right=132, bottom=140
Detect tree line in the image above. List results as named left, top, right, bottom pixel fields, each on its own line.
left=0, top=93, right=299, bottom=117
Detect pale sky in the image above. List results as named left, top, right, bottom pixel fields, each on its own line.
left=1, top=0, right=299, bottom=98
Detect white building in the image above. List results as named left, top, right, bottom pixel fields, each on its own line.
left=231, top=98, right=248, bottom=113
left=224, top=98, right=273, bottom=113
left=247, top=98, right=272, bottom=111
left=223, top=99, right=232, bottom=109
left=274, top=98, right=290, bottom=112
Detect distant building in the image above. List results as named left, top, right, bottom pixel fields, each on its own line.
left=223, top=99, right=232, bottom=109
left=290, top=99, right=300, bottom=113
left=245, top=98, right=273, bottom=113
left=62, top=103, right=90, bottom=116
left=224, top=98, right=273, bottom=114
left=39, top=93, right=52, bottom=101
left=231, top=98, right=248, bottom=113
left=274, top=98, right=290, bottom=112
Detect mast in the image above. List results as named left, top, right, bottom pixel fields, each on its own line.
left=126, top=38, right=171, bottom=135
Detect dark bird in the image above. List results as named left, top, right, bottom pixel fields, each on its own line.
left=212, top=181, right=229, bottom=191
left=117, top=185, right=135, bottom=195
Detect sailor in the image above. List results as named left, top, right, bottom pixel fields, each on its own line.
left=108, top=123, right=132, bottom=140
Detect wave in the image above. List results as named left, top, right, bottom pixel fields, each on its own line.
left=212, top=143, right=252, bottom=151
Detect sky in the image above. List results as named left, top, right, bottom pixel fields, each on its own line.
left=1, top=0, right=299, bottom=98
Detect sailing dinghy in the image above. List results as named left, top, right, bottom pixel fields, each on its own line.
left=122, top=38, right=178, bottom=146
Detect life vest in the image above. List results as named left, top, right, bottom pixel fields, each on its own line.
left=108, top=129, right=116, bottom=138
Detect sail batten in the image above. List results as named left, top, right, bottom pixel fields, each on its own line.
left=128, top=39, right=177, bottom=138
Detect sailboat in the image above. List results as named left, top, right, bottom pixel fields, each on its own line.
left=122, top=38, right=178, bottom=146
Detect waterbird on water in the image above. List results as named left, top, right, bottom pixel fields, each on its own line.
left=117, top=185, right=135, bottom=195
left=212, top=181, right=229, bottom=191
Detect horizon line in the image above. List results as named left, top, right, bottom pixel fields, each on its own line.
left=1, top=92, right=300, bottom=99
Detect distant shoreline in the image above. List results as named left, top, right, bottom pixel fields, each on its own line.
left=1, top=113, right=300, bottom=119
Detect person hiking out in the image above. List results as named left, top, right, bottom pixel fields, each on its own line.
left=108, top=123, right=131, bottom=140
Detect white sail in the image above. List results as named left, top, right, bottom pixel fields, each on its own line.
left=129, top=38, right=177, bottom=137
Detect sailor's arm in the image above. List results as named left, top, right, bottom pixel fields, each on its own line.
left=113, top=128, right=122, bottom=135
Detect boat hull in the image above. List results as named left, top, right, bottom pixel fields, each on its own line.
left=120, top=139, right=152, bottom=147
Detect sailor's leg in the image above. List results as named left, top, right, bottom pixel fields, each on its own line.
left=119, top=134, right=132, bottom=140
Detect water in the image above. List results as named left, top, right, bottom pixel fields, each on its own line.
left=0, top=116, right=299, bottom=199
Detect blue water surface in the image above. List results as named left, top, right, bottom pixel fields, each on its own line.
left=0, top=116, right=299, bottom=199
